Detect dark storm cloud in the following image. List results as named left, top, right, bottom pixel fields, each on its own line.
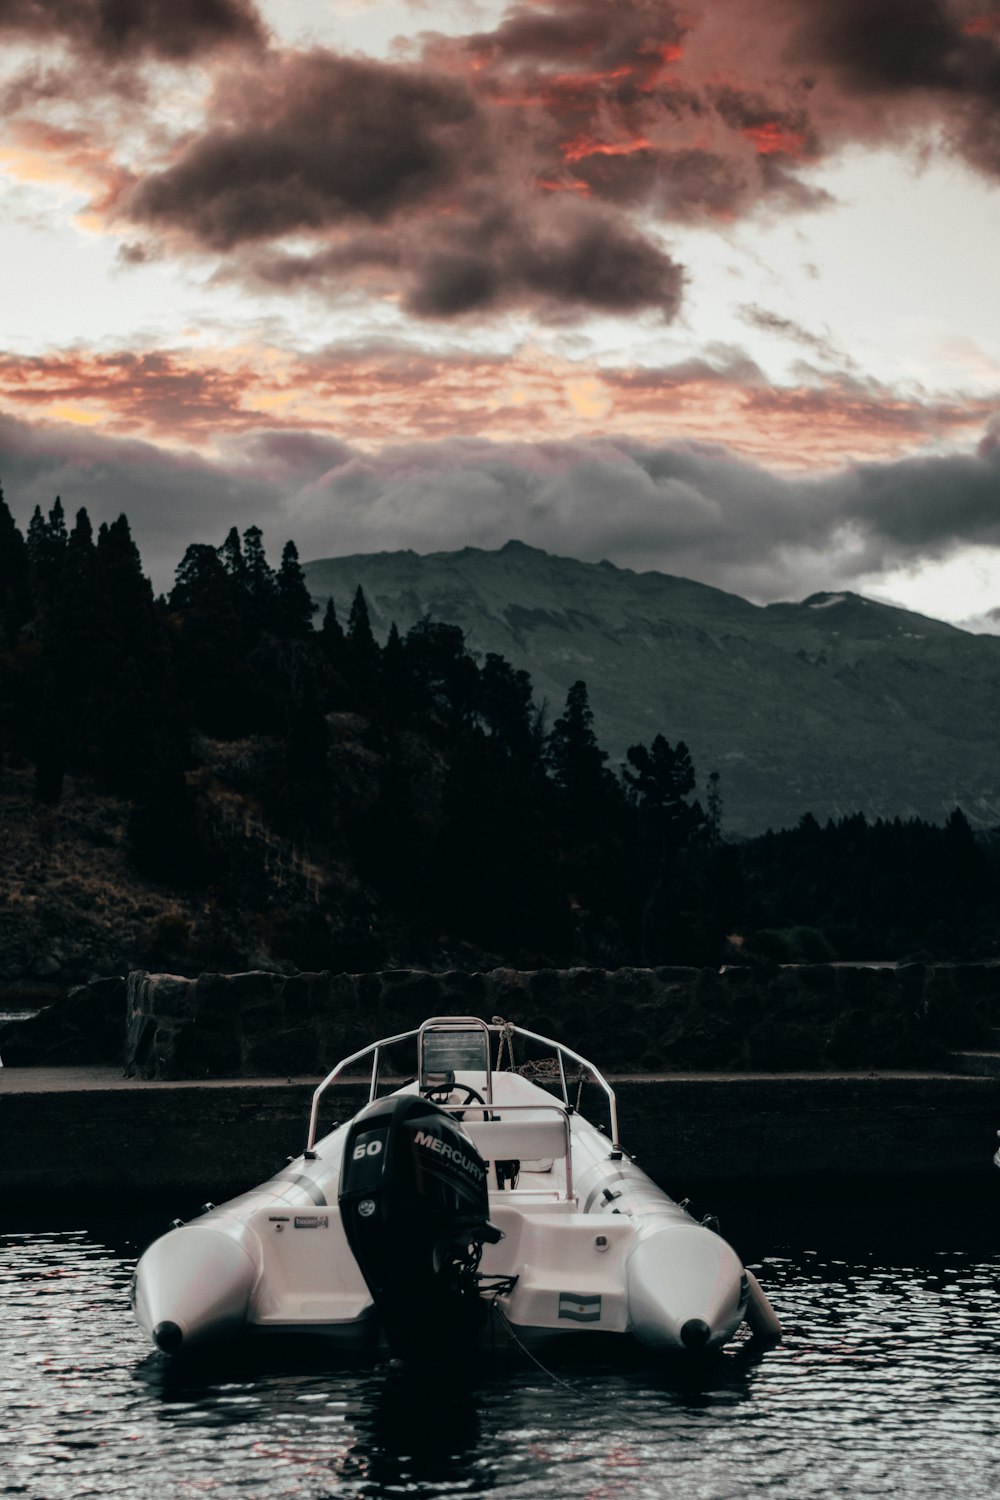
left=123, top=44, right=685, bottom=320
left=784, top=0, right=1000, bottom=99
left=741, top=0, right=1000, bottom=180
left=454, top=0, right=687, bottom=75
left=0, top=0, right=266, bottom=59
left=405, top=204, right=683, bottom=318
left=831, top=445, right=1000, bottom=563
left=245, top=201, right=682, bottom=319
left=129, top=51, right=485, bottom=249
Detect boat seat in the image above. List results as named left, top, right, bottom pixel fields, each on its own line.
left=462, top=1115, right=568, bottom=1167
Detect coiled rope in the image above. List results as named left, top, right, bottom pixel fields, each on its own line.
left=491, top=1015, right=589, bottom=1110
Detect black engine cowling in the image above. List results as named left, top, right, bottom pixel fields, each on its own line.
left=338, top=1093, right=501, bottom=1358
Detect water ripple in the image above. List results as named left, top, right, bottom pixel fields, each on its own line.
left=2, top=1229, right=1000, bottom=1498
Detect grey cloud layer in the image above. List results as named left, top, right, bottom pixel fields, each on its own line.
left=4, top=413, right=998, bottom=607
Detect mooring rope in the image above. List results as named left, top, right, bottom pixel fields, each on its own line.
left=487, top=1300, right=600, bottom=1404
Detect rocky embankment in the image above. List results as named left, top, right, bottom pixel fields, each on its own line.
left=0, top=762, right=257, bottom=991
left=1, top=962, right=995, bottom=1078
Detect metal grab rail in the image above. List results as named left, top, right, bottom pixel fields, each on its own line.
left=305, top=1018, right=622, bottom=1156
left=306, top=1027, right=418, bottom=1151
left=499, top=1023, right=622, bottom=1156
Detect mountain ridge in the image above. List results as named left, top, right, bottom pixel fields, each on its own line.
left=304, top=543, right=1000, bottom=835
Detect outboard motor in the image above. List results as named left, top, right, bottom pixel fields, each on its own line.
left=339, top=1094, right=501, bottom=1360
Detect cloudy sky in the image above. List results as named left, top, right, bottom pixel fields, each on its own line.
left=1, top=0, right=999, bottom=626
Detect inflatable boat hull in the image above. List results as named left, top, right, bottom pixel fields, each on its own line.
left=132, top=1019, right=779, bottom=1360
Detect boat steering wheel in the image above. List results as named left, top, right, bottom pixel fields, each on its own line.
left=422, top=1081, right=488, bottom=1120
left=451, top=1085, right=491, bottom=1122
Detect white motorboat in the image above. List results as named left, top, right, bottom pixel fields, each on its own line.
left=133, top=1016, right=781, bottom=1360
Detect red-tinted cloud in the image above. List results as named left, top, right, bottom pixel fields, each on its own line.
left=119, top=45, right=685, bottom=319
left=0, top=348, right=262, bottom=438
left=1, top=340, right=992, bottom=470
left=5, top=0, right=1000, bottom=320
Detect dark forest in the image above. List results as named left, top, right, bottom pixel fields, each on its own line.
left=2, top=489, right=998, bottom=974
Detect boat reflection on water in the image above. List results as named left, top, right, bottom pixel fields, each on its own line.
left=131, top=1333, right=763, bottom=1499
left=133, top=1343, right=488, bottom=1494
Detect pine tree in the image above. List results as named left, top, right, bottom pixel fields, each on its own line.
left=479, top=652, right=535, bottom=760
left=218, top=526, right=247, bottom=586
left=45, top=505, right=106, bottom=774
left=547, top=680, right=614, bottom=804
left=0, top=482, right=31, bottom=643
left=321, top=596, right=344, bottom=649
left=69, top=506, right=93, bottom=551
left=95, top=515, right=176, bottom=792
left=622, top=734, right=698, bottom=835
left=26, top=497, right=68, bottom=603
left=345, top=585, right=380, bottom=699
left=380, top=621, right=408, bottom=717
left=276, top=539, right=316, bottom=637
left=48, top=495, right=67, bottom=544
left=706, top=771, right=723, bottom=844
left=25, top=505, right=46, bottom=565
left=170, top=543, right=233, bottom=612
left=242, top=525, right=279, bottom=633
left=168, top=543, right=250, bottom=733
left=404, top=617, right=478, bottom=731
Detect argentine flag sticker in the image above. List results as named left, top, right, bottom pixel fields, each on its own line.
left=558, top=1292, right=602, bottom=1322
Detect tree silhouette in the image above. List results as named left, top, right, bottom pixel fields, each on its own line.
left=26, top=497, right=68, bottom=605
left=3, top=480, right=998, bottom=973
left=168, top=542, right=250, bottom=733
left=0, top=482, right=32, bottom=644
left=242, top=525, right=279, bottom=634
left=321, top=596, right=344, bottom=651
left=276, top=539, right=316, bottom=638
left=218, top=526, right=247, bottom=588
left=547, top=680, right=615, bottom=808
left=479, top=652, right=535, bottom=761
left=623, top=734, right=698, bottom=829
left=345, top=585, right=380, bottom=701
left=405, top=618, right=479, bottom=733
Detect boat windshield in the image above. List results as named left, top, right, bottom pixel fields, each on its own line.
left=420, top=1024, right=491, bottom=1088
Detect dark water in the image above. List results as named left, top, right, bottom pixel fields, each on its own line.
left=3, top=1217, right=1000, bottom=1499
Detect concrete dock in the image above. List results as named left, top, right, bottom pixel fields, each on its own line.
left=4, top=1066, right=1000, bottom=1231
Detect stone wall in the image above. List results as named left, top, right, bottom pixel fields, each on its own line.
left=115, top=962, right=997, bottom=1080
left=3, top=962, right=995, bottom=1079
